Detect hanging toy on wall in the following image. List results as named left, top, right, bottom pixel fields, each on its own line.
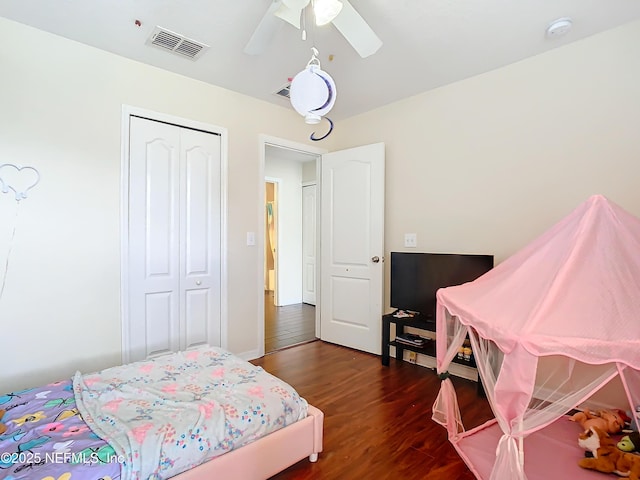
left=0, top=163, right=41, bottom=303
left=289, top=47, right=337, bottom=141
left=0, top=163, right=41, bottom=201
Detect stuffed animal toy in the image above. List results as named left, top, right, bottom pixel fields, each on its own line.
left=578, top=426, right=640, bottom=480
left=0, top=409, right=6, bottom=435
left=570, top=408, right=631, bottom=435
left=618, top=432, right=640, bottom=453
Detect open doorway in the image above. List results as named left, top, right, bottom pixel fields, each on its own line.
left=263, top=144, right=321, bottom=353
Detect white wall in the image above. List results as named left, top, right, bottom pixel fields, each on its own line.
left=324, top=20, right=640, bottom=405
left=265, top=157, right=303, bottom=306
left=3, top=15, right=640, bottom=393
left=328, top=20, right=640, bottom=306
left=302, top=161, right=317, bottom=183
left=0, top=17, right=316, bottom=391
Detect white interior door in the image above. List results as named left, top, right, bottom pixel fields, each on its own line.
left=127, top=116, right=221, bottom=362
left=302, top=184, right=317, bottom=305
left=320, top=143, right=385, bottom=354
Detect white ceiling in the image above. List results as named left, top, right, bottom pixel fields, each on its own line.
left=2, top=0, right=640, bottom=121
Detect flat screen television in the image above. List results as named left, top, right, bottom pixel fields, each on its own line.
left=390, top=252, right=494, bottom=319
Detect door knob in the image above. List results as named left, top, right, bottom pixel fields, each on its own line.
left=372, top=256, right=380, bottom=263
left=196, top=280, right=202, bottom=285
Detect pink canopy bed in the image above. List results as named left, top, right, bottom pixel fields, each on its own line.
left=431, top=194, right=640, bottom=479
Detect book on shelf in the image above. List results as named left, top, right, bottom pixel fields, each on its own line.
left=392, top=309, right=419, bottom=318
left=394, top=333, right=427, bottom=347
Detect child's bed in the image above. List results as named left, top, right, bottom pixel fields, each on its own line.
left=0, top=346, right=323, bottom=479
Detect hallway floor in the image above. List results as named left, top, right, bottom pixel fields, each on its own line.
left=265, top=291, right=317, bottom=353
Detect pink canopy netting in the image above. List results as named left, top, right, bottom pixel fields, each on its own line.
left=431, top=194, right=640, bottom=479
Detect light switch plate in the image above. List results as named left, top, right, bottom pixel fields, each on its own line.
left=246, top=231, right=256, bottom=246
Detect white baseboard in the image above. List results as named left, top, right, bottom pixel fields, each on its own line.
left=236, top=349, right=261, bottom=362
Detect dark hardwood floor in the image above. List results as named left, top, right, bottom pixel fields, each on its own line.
left=251, top=340, right=494, bottom=480
left=265, top=291, right=316, bottom=352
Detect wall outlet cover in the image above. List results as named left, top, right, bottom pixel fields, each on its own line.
left=404, top=233, right=417, bottom=248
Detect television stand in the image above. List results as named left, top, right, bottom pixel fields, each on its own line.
left=381, top=313, right=483, bottom=394
left=381, top=313, right=437, bottom=366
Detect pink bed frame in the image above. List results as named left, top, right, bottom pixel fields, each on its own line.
left=173, top=404, right=324, bottom=480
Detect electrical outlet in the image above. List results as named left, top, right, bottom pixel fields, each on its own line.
left=404, top=233, right=417, bottom=248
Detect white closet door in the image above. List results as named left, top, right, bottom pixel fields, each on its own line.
left=129, top=117, right=181, bottom=360
left=180, top=128, right=221, bottom=350
left=128, top=116, right=221, bottom=362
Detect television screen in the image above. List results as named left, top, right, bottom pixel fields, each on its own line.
left=390, top=252, right=494, bottom=319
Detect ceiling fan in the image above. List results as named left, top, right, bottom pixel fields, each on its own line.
left=244, top=0, right=382, bottom=58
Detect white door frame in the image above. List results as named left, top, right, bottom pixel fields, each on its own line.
left=258, top=135, right=326, bottom=357
left=120, top=105, right=229, bottom=364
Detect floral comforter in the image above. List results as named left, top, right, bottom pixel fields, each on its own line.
left=73, top=346, right=308, bottom=480
left=0, top=379, right=121, bottom=480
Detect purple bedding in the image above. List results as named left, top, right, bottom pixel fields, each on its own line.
left=0, top=380, right=121, bottom=480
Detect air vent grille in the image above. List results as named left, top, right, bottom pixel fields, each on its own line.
left=152, top=30, right=181, bottom=50
left=146, top=27, right=209, bottom=60
left=175, top=39, right=204, bottom=58
left=274, top=83, right=292, bottom=99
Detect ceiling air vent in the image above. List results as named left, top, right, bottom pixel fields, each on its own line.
left=146, top=26, right=209, bottom=60
left=274, top=82, right=291, bottom=99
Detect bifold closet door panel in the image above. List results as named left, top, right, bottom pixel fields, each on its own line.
left=128, top=117, right=181, bottom=361
left=127, top=116, right=222, bottom=362
left=179, top=127, right=222, bottom=351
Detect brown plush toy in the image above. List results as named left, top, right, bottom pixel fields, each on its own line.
left=578, top=426, right=640, bottom=480
left=0, top=409, right=6, bottom=435
left=570, top=408, right=630, bottom=435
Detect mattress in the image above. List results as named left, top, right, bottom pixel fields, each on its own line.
left=0, top=346, right=308, bottom=480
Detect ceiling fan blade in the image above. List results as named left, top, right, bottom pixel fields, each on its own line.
left=275, top=0, right=310, bottom=28
left=330, top=0, right=382, bottom=58
left=244, top=1, right=285, bottom=55
left=275, top=5, right=303, bottom=28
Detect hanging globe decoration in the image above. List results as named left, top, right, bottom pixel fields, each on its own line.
left=289, top=48, right=336, bottom=141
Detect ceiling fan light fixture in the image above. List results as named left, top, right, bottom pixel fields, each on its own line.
left=314, top=0, right=343, bottom=26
